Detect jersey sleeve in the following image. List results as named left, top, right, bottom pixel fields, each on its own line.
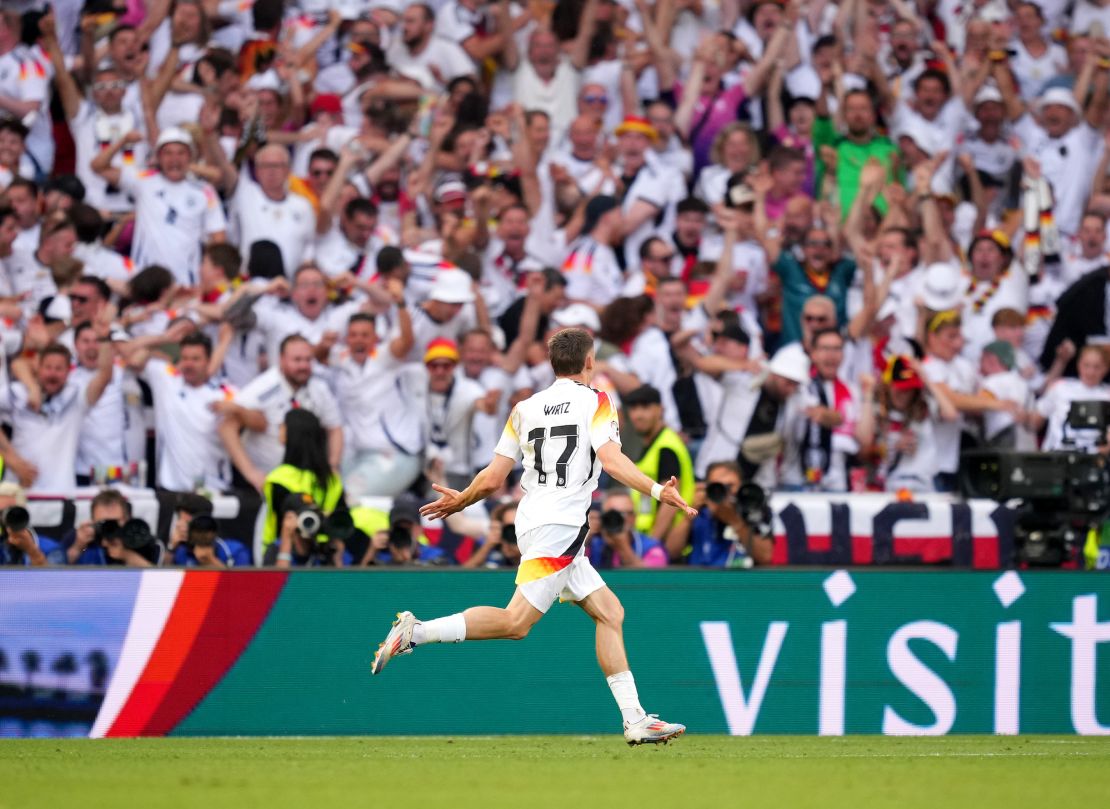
left=589, top=391, right=621, bottom=451
left=493, top=406, right=522, bottom=461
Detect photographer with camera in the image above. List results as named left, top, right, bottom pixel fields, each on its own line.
left=63, top=489, right=164, bottom=567
left=463, top=499, right=522, bottom=569
left=587, top=490, right=668, bottom=569
left=376, top=494, right=449, bottom=566
left=624, top=385, right=695, bottom=543
left=168, top=493, right=251, bottom=568
left=667, top=462, right=773, bottom=567
left=0, top=483, right=60, bottom=566
left=263, top=409, right=359, bottom=567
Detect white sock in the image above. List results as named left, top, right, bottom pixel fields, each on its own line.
left=606, top=670, right=646, bottom=725
left=412, top=613, right=467, bottom=646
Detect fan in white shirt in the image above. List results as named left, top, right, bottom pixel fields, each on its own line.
left=219, top=334, right=344, bottom=492
left=1009, top=3, right=1068, bottom=102
left=385, top=3, right=476, bottom=91
left=252, top=265, right=365, bottom=364
left=1013, top=87, right=1107, bottom=237
left=124, top=329, right=236, bottom=493
left=1063, top=212, right=1110, bottom=289
left=314, top=198, right=386, bottom=279
left=391, top=268, right=484, bottom=363
left=219, top=144, right=317, bottom=278
left=0, top=16, right=52, bottom=174
left=2, top=211, right=75, bottom=318
left=922, top=311, right=1020, bottom=481
left=91, top=128, right=227, bottom=286
left=0, top=119, right=35, bottom=189
left=1028, top=344, right=1110, bottom=451
left=40, top=20, right=146, bottom=214
left=71, top=322, right=130, bottom=480
left=5, top=178, right=41, bottom=254
left=6, top=333, right=114, bottom=494
left=330, top=308, right=419, bottom=500
left=511, top=28, right=583, bottom=135
left=978, top=342, right=1038, bottom=451
left=561, top=197, right=625, bottom=308
left=417, top=338, right=495, bottom=488
left=458, top=329, right=513, bottom=478
left=613, top=120, right=676, bottom=272
left=434, top=0, right=508, bottom=70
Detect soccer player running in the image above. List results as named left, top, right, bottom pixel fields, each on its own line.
left=372, top=328, right=697, bottom=745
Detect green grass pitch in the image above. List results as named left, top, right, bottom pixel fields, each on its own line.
left=3, top=736, right=1109, bottom=809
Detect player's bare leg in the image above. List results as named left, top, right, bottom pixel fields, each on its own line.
left=372, top=589, right=543, bottom=674
left=577, top=587, right=686, bottom=746
left=460, top=588, right=544, bottom=640
left=576, top=586, right=629, bottom=676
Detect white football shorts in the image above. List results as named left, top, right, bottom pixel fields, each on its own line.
left=514, top=523, right=605, bottom=613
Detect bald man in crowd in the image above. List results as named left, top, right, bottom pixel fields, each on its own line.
left=210, top=138, right=317, bottom=276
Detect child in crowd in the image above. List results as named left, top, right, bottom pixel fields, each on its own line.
left=978, top=340, right=1036, bottom=450
left=1027, top=345, right=1110, bottom=452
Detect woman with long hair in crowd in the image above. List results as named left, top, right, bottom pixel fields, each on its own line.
left=261, top=408, right=359, bottom=567
left=857, top=354, right=958, bottom=492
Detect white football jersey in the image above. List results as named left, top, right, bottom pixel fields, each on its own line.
left=494, top=377, right=620, bottom=536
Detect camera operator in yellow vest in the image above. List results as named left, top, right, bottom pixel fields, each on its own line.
left=625, top=385, right=695, bottom=541
left=262, top=409, right=357, bottom=567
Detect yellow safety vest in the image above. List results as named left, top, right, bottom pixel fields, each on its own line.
left=631, top=427, right=695, bottom=534
left=262, top=464, right=345, bottom=545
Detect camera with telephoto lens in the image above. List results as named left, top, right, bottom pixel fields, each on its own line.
left=120, top=518, right=156, bottom=551
left=600, top=509, right=626, bottom=535
left=93, top=518, right=124, bottom=546
left=705, top=482, right=730, bottom=504
left=282, top=494, right=355, bottom=542
left=736, top=484, right=773, bottom=537
left=501, top=524, right=517, bottom=545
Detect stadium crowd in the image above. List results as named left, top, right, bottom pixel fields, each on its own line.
left=2, top=0, right=1110, bottom=568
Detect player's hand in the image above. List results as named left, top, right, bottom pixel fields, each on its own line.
left=420, top=484, right=464, bottom=520
left=659, top=476, right=698, bottom=518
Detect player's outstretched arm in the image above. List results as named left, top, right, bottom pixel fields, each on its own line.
left=596, top=442, right=698, bottom=518
left=420, top=454, right=516, bottom=521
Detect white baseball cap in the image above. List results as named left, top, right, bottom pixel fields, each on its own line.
left=155, top=126, right=194, bottom=154
left=428, top=268, right=475, bottom=304
left=767, top=342, right=811, bottom=385
left=921, top=262, right=966, bottom=311
left=1035, top=87, right=1081, bottom=115
left=973, top=83, right=1004, bottom=108
left=551, top=303, right=601, bottom=332
left=978, top=0, right=1011, bottom=23
left=897, top=119, right=942, bottom=156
